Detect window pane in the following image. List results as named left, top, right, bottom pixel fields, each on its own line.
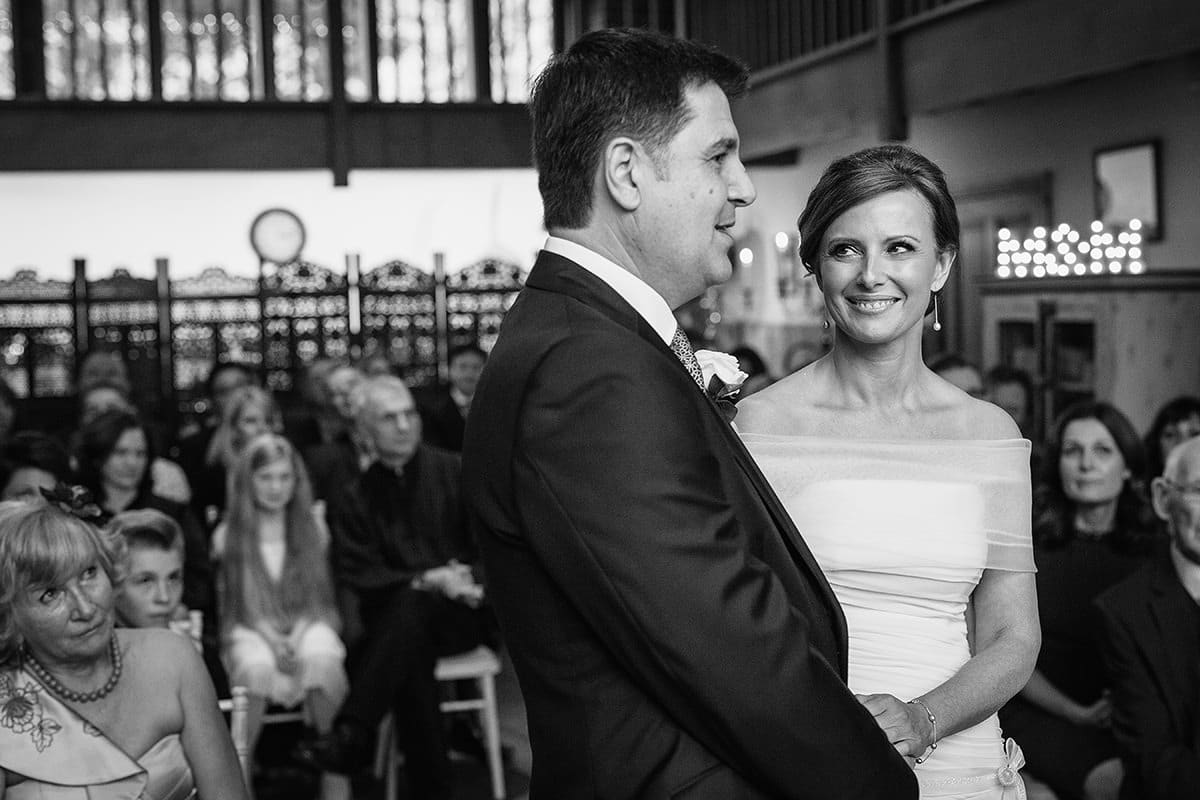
left=343, top=0, right=369, bottom=100
left=0, top=1, right=13, bottom=99
left=490, top=0, right=551, bottom=103
left=162, top=0, right=260, bottom=100
left=377, top=0, right=473, bottom=103
left=272, top=0, right=330, bottom=100
left=40, top=0, right=150, bottom=100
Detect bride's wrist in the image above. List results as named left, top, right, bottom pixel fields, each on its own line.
left=907, top=697, right=938, bottom=761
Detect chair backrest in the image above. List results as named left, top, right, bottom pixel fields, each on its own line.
left=219, top=686, right=252, bottom=783
left=168, top=608, right=205, bottom=653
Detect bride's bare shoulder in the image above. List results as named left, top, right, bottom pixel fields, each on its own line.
left=929, top=374, right=1023, bottom=440
left=736, top=366, right=822, bottom=435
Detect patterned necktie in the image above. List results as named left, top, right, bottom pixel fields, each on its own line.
left=670, top=326, right=706, bottom=390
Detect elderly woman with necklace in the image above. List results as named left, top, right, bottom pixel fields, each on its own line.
left=0, top=495, right=247, bottom=800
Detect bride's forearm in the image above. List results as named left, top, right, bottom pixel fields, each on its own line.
left=913, top=570, right=1040, bottom=744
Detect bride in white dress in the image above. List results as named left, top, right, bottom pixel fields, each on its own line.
left=737, top=144, right=1040, bottom=799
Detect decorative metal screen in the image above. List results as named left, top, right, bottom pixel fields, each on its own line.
left=260, top=259, right=349, bottom=392
left=169, top=266, right=261, bottom=421
left=0, top=269, right=77, bottom=399
left=358, top=258, right=438, bottom=387
left=86, top=268, right=163, bottom=411
left=444, top=257, right=524, bottom=354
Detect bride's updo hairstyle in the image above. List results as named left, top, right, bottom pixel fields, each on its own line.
left=796, top=144, right=960, bottom=280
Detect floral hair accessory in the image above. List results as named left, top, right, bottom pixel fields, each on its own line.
left=38, top=483, right=110, bottom=526
left=694, top=349, right=748, bottom=423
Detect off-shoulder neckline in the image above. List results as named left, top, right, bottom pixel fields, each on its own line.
left=738, top=432, right=1031, bottom=448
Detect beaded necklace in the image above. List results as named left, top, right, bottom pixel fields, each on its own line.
left=23, top=633, right=123, bottom=703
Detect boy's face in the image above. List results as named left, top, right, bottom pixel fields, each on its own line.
left=116, top=545, right=183, bottom=628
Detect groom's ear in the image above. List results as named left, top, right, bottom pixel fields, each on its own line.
left=603, top=137, right=641, bottom=212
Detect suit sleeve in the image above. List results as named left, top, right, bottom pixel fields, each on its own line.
left=511, top=334, right=915, bottom=799
left=327, top=488, right=414, bottom=593
left=1097, top=597, right=1200, bottom=800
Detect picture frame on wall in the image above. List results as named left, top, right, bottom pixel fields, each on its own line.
left=1093, top=140, right=1161, bottom=240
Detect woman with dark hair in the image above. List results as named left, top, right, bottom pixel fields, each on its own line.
left=1143, top=394, right=1200, bottom=482
left=1000, top=400, right=1161, bottom=800
left=741, top=144, right=1039, bottom=798
left=76, top=409, right=213, bottom=619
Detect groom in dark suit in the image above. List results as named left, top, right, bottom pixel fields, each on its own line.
left=461, top=28, right=915, bottom=799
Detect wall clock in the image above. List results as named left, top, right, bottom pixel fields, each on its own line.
left=249, top=208, right=306, bottom=264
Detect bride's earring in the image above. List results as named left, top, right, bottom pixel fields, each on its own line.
left=822, top=318, right=830, bottom=330
left=932, top=294, right=942, bottom=332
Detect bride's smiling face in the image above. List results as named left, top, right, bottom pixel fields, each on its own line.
left=816, top=189, right=955, bottom=346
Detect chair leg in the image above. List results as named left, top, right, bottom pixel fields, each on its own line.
left=374, top=715, right=399, bottom=800
left=479, top=674, right=505, bottom=800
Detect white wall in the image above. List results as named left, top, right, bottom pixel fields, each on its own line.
left=0, top=168, right=547, bottom=280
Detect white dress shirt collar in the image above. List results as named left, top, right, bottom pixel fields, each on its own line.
left=543, top=236, right=677, bottom=346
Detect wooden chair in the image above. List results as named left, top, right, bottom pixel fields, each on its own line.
left=375, top=645, right=506, bottom=800
left=220, top=687, right=252, bottom=784
left=219, top=686, right=308, bottom=786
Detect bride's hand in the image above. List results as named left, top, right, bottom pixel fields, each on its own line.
left=855, top=693, right=934, bottom=760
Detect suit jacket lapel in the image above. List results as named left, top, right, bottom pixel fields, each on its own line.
left=525, top=251, right=849, bottom=666
left=1148, top=555, right=1200, bottom=725
left=712, top=418, right=849, bottom=667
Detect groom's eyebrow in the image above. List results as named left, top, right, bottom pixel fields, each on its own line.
left=705, top=137, right=739, bottom=157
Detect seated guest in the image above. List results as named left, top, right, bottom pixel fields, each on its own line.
left=0, top=497, right=247, bottom=800
left=1096, top=435, right=1200, bottom=800
left=1001, top=401, right=1161, bottom=800
left=214, top=433, right=349, bottom=800
left=1144, top=395, right=1200, bottom=482
left=109, top=507, right=232, bottom=700
left=172, top=361, right=256, bottom=490
left=76, top=409, right=213, bottom=621
left=76, top=380, right=193, bottom=506
left=295, top=375, right=491, bottom=800
left=110, top=508, right=186, bottom=629
left=415, top=343, right=486, bottom=452
left=303, top=365, right=370, bottom=502
left=929, top=351, right=985, bottom=398
left=195, top=385, right=283, bottom=528
left=0, top=431, right=73, bottom=501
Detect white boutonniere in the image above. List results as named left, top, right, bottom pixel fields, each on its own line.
left=694, top=350, right=748, bottom=421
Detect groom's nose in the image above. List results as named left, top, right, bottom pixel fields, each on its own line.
left=728, top=159, right=756, bottom=207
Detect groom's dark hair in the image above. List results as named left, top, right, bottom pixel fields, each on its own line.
left=530, top=27, right=748, bottom=231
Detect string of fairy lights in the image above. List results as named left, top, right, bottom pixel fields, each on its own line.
left=995, top=219, right=1146, bottom=279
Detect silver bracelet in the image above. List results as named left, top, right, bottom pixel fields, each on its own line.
left=907, top=697, right=938, bottom=764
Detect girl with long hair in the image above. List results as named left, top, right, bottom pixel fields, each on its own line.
left=215, top=433, right=348, bottom=800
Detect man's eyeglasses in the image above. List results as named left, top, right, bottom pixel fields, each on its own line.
left=1161, top=479, right=1200, bottom=503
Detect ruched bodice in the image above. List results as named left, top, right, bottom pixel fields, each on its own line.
left=138, top=735, right=196, bottom=800
left=743, top=435, right=1034, bottom=799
